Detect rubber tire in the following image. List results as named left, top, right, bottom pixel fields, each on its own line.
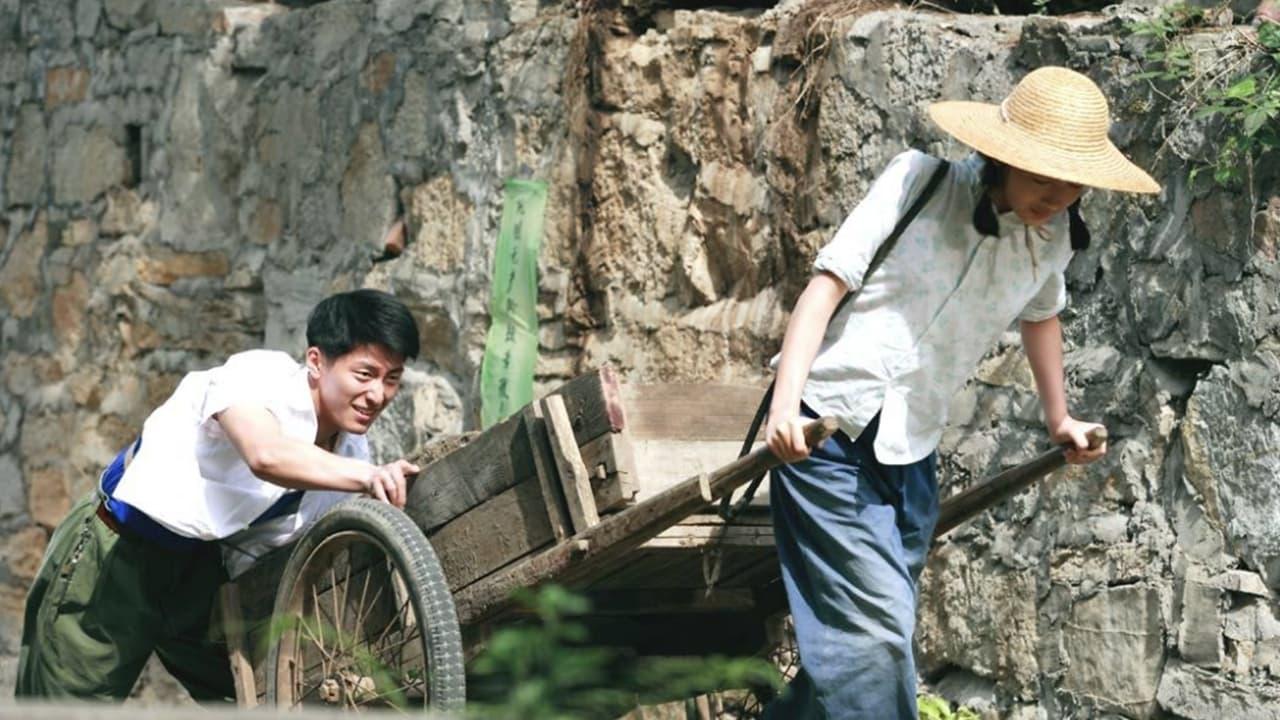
left=265, top=498, right=466, bottom=712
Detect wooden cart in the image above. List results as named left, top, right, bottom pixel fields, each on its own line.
left=219, top=366, right=1100, bottom=712
left=220, top=367, right=834, bottom=712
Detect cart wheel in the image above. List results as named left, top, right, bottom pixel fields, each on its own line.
left=266, top=498, right=465, bottom=712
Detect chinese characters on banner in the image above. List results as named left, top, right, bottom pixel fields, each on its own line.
left=480, top=179, right=547, bottom=428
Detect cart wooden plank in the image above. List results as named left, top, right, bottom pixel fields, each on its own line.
left=450, top=418, right=837, bottom=627
left=581, top=548, right=680, bottom=590
left=578, top=430, right=638, bottom=512
left=521, top=404, right=572, bottom=540
left=404, top=367, right=624, bottom=533
left=619, top=383, right=766, bottom=441
left=430, top=477, right=555, bottom=591
left=217, top=584, right=257, bottom=708
left=542, top=394, right=600, bottom=532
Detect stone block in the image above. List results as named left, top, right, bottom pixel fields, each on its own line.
left=401, top=175, right=470, bottom=272
left=0, top=454, right=23, bottom=523
left=3, top=353, right=64, bottom=400
left=917, top=544, right=1041, bottom=697
left=136, top=249, right=230, bottom=286
left=60, top=218, right=96, bottom=246
left=1183, top=362, right=1280, bottom=587
left=102, top=0, right=150, bottom=31
left=1, top=525, right=47, bottom=582
left=0, top=213, right=48, bottom=318
left=1226, top=638, right=1256, bottom=677
left=366, top=367, right=463, bottom=464
left=1257, top=639, right=1280, bottom=678
left=154, top=1, right=210, bottom=36
left=361, top=50, right=396, bottom=94
left=0, top=584, right=26, bottom=656
left=387, top=69, right=440, bottom=165
left=1214, top=569, right=1273, bottom=598
left=26, top=464, right=71, bottom=528
left=1158, top=659, right=1280, bottom=719
left=52, top=271, right=89, bottom=350
left=1179, top=580, right=1223, bottom=667
left=340, top=122, right=396, bottom=252
left=696, top=160, right=764, bottom=217
left=0, top=49, right=24, bottom=85
left=65, top=366, right=103, bottom=408
left=1224, top=599, right=1280, bottom=643
left=6, top=104, right=48, bottom=207
left=1062, top=586, right=1163, bottom=716
left=227, top=11, right=280, bottom=74
left=53, top=124, right=130, bottom=204
left=74, top=0, right=98, bottom=38
left=44, top=66, right=89, bottom=108
left=1258, top=196, right=1279, bottom=263
left=974, top=343, right=1035, bottom=390
left=245, top=198, right=281, bottom=246
left=100, top=187, right=156, bottom=237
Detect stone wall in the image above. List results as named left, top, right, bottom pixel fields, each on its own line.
left=1, top=0, right=1278, bottom=716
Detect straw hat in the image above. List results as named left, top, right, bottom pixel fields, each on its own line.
left=928, top=67, right=1161, bottom=194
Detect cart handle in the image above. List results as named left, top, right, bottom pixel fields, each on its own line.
left=720, top=416, right=839, bottom=520
left=933, top=426, right=1107, bottom=539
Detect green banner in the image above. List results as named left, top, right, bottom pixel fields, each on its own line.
left=480, top=179, right=547, bottom=428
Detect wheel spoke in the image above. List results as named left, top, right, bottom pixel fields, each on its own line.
left=273, top=518, right=457, bottom=712
left=372, top=584, right=413, bottom=650
left=330, top=566, right=345, bottom=657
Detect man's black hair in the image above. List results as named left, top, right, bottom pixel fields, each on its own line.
left=306, top=289, right=420, bottom=361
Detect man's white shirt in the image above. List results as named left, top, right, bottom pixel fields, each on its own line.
left=111, top=349, right=369, bottom=577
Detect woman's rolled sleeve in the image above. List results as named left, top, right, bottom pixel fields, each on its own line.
left=1017, top=269, right=1067, bottom=322
left=813, top=150, right=937, bottom=292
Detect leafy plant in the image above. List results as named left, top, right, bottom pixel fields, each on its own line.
left=1129, top=3, right=1280, bottom=188
left=1194, top=22, right=1280, bottom=184
left=919, top=692, right=982, bottom=720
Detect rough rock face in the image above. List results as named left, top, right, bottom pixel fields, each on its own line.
left=1, top=0, right=1277, bottom=715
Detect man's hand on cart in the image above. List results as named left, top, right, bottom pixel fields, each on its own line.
left=1050, top=415, right=1107, bottom=465
left=364, top=459, right=419, bottom=508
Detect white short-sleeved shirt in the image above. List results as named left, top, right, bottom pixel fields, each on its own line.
left=788, top=150, right=1073, bottom=465
left=111, top=349, right=370, bottom=577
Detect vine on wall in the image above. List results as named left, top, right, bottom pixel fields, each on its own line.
left=1131, top=3, right=1280, bottom=189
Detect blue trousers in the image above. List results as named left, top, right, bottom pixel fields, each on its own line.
left=764, top=412, right=939, bottom=720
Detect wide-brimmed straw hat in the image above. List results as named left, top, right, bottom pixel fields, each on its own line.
left=928, top=67, right=1161, bottom=194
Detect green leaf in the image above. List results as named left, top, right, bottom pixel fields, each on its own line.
left=1243, top=107, right=1270, bottom=137
left=1225, top=76, right=1257, bottom=100
left=1194, top=104, right=1231, bottom=119
left=1259, top=21, right=1280, bottom=51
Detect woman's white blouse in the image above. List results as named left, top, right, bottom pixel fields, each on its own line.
left=793, top=150, right=1072, bottom=464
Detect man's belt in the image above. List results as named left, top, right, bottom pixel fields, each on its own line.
left=96, top=437, right=211, bottom=552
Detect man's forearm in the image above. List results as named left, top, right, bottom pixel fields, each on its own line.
left=246, top=438, right=373, bottom=494
left=217, top=405, right=374, bottom=494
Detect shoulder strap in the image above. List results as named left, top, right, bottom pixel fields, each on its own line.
left=718, top=157, right=950, bottom=521
left=830, top=157, right=951, bottom=318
